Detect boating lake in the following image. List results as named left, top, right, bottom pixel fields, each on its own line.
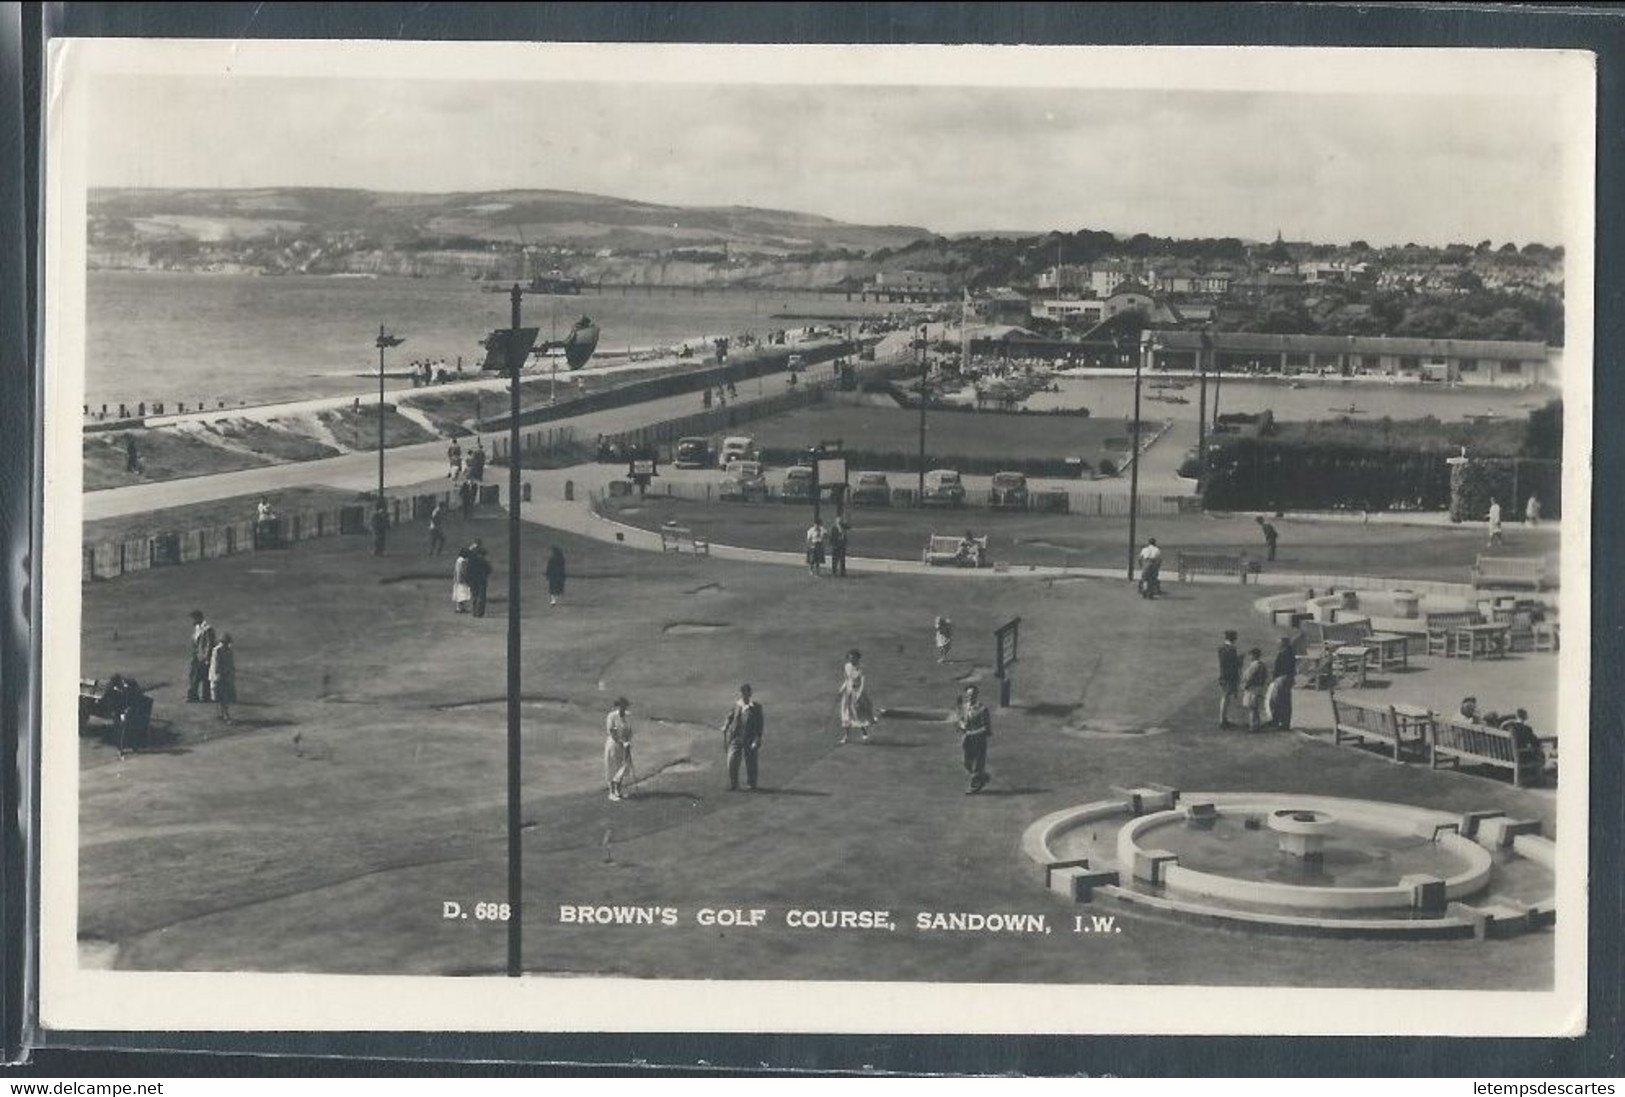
left=84, top=272, right=903, bottom=407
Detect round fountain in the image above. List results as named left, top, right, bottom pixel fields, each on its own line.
left=1024, top=786, right=1555, bottom=939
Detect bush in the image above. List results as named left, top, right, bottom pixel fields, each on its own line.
left=1449, top=457, right=1561, bottom=521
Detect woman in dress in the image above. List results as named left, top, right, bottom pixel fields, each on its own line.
left=451, top=548, right=473, bottom=613
left=209, top=633, right=237, bottom=724
left=545, top=546, right=567, bottom=607
left=838, top=648, right=877, bottom=744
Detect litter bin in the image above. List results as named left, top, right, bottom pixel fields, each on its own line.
left=564, top=480, right=575, bottom=502
left=1393, top=591, right=1420, bottom=619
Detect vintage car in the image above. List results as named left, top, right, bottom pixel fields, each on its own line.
left=781, top=465, right=816, bottom=503
left=849, top=470, right=892, bottom=507
left=718, top=435, right=756, bottom=469
left=719, top=460, right=768, bottom=503
left=921, top=468, right=966, bottom=508
left=989, top=470, right=1030, bottom=510
left=674, top=435, right=711, bottom=469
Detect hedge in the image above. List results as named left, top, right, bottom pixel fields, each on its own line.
left=757, top=446, right=1094, bottom=480
left=1200, top=436, right=1560, bottom=516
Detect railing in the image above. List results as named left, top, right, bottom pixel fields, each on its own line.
left=82, top=488, right=502, bottom=582
left=486, top=425, right=576, bottom=464
left=604, top=477, right=1190, bottom=517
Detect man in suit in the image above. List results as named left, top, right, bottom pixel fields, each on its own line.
left=186, top=610, right=216, bottom=702
left=1267, top=635, right=1297, bottom=731
left=466, top=540, right=492, bottom=618
left=1217, top=629, right=1242, bottom=729
left=958, top=684, right=993, bottom=794
left=721, top=684, right=765, bottom=791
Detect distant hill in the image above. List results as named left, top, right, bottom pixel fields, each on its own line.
left=87, top=186, right=932, bottom=257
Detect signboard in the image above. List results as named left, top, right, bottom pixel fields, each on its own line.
left=630, top=459, right=656, bottom=478
left=814, top=455, right=848, bottom=487
left=479, top=327, right=540, bottom=371
left=994, top=617, right=1021, bottom=677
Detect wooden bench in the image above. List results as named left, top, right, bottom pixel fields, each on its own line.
left=924, top=534, right=988, bottom=568
left=1471, top=555, right=1549, bottom=591
left=658, top=526, right=710, bottom=556
left=1328, top=693, right=1427, bottom=762
left=1428, top=716, right=1543, bottom=788
left=1176, top=552, right=1251, bottom=583
left=1424, top=610, right=1481, bottom=658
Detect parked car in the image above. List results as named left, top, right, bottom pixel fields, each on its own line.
left=719, top=460, right=768, bottom=502
left=781, top=465, right=816, bottom=503
left=718, top=435, right=756, bottom=469
left=922, top=468, right=966, bottom=508
left=850, top=471, right=892, bottom=507
left=674, top=436, right=711, bottom=469
left=989, top=471, right=1029, bottom=510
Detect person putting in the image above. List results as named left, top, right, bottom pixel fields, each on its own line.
left=604, top=697, right=633, bottom=802
left=957, top=684, right=993, bottom=794
left=1255, top=515, right=1279, bottom=561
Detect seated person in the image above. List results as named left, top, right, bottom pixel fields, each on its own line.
left=1458, top=696, right=1480, bottom=722
left=956, top=530, right=982, bottom=567
left=1501, top=708, right=1546, bottom=775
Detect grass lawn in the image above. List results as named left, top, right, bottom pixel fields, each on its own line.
left=317, top=405, right=441, bottom=450
left=84, top=428, right=273, bottom=491
left=599, top=496, right=1560, bottom=584
left=731, top=402, right=1139, bottom=462
left=76, top=511, right=1556, bottom=988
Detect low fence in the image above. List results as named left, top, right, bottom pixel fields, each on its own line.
left=82, top=486, right=504, bottom=582
left=486, top=425, right=577, bottom=464
left=610, top=477, right=1195, bottom=518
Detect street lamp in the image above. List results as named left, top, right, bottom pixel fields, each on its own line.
left=374, top=324, right=405, bottom=503
left=917, top=324, right=929, bottom=503
left=1127, top=333, right=1147, bottom=581
left=504, top=284, right=525, bottom=979
left=1197, top=326, right=1212, bottom=493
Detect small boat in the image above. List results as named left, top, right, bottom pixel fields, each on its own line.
left=1465, top=411, right=1501, bottom=423
left=1328, top=404, right=1367, bottom=415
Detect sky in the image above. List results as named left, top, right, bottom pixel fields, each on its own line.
left=87, top=73, right=1573, bottom=248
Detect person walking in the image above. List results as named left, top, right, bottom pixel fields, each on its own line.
left=1487, top=497, right=1504, bottom=547
left=427, top=501, right=447, bottom=556
left=467, top=441, right=486, bottom=484
left=604, top=697, right=634, bottom=802
left=837, top=648, right=877, bottom=744
left=935, top=616, right=954, bottom=664
left=451, top=547, right=473, bottom=613
left=186, top=610, right=216, bottom=703
left=827, top=516, right=849, bottom=577
left=957, top=684, right=993, bottom=794
left=209, top=633, right=237, bottom=725
left=544, top=546, right=567, bottom=607
left=1217, top=629, right=1242, bottom=729
left=447, top=439, right=463, bottom=480
left=369, top=502, right=389, bottom=557
left=1137, top=537, right=1163, bottom=598
left=1525, top=494, right=1542, bottom=527
left=805, top=518, right=827, bottom=577
left=1240, top=647, right=1269, bottom=733
left=467, top=540, right=492, bottom=618
left=1267, top=635, right=1297, bottom=731
left=721, top=683, right=765, bottom=791
left=1255, top=515, right=1279, bottom=562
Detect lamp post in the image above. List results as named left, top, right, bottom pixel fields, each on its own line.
left=1197, top=327, right=1211, bottom=493
left=374, top=325, right=405, bottom=503
left=505, top=284, right=524, bottom=978
left=1127, top=333, right=1146, bottom=581
left=917, top=324, right=929, bottom=504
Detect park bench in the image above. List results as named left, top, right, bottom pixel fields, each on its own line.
left=658, top=525, right=711, bottom=556
left=1428, top=715, right=1544, bottom=788
left=1470, top=555, right=1549, bottom=591
left=1328, top=692, right=1429, bottom=762
left=1318, top=617, right=1410, bottom=672
left=1175, top=552, right=1251, bottom=584
left=924, top=534, right=988, bottom=568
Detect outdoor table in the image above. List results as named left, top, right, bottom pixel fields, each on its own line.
left=1332, top=646, right=1370, bottom=687
left=1391, top=703, right=1433, bottom=758
left=1452, top=623, right=1510, bottom=661
left=1361, top=631, right=1410, bottom=672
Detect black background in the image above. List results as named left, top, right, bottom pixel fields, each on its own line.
left=2, top=1, right=1621, bottom=1078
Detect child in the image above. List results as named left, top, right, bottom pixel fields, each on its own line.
left=935, top=616, right=953, bottom=663
left=1239, top=646, right=1268, bottom=733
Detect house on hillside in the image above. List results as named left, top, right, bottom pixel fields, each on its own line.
left=867, top=268, right=952, bottom=301
left=978, top=287, right=1032, bottom=325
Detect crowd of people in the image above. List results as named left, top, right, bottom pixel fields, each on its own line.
left=1216, top=630, right=1300, bottom=733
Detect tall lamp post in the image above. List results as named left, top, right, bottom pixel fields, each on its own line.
left=375, top=324, right=405, bottom=502
left=1127, top=333, right=1146, bottom=581
left=1196, top=327, right=1212, bottom=493
left=505, top=284, right=525, bottom=978
left=916, top=324, right=929, bottom=502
